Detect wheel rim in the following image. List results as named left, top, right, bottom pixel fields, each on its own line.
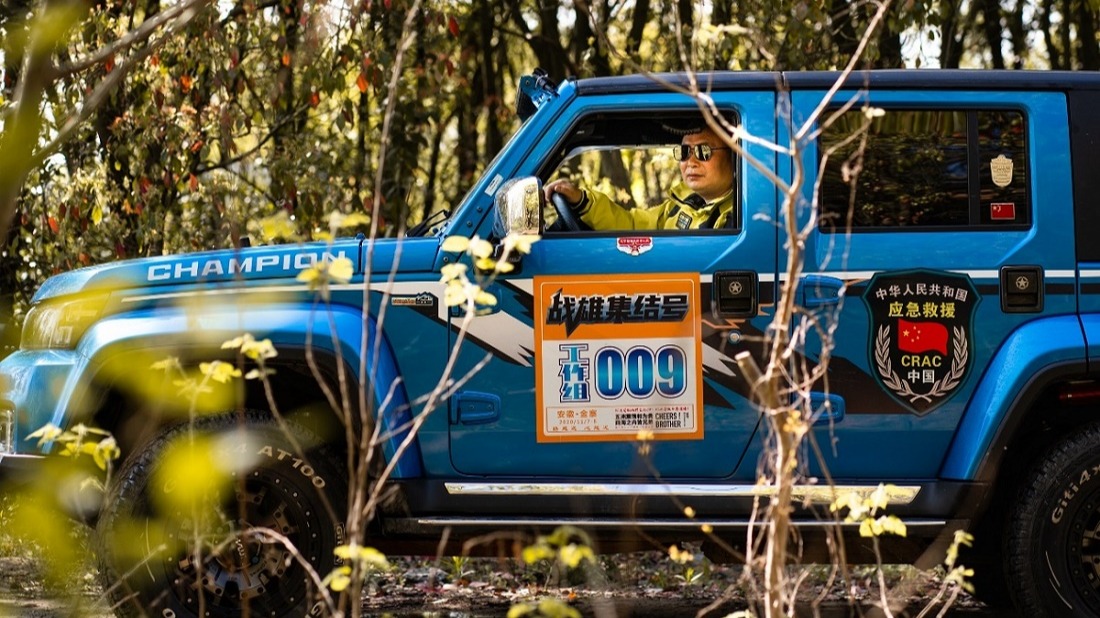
left=163, top=472, right=321, bottom=616
left=1066, top=494, right=1100, bottom=614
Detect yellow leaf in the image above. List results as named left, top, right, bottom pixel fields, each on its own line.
left=507, top=604, right=535, bottom=618
left=221, top=335, right=248, bottom=350
left=241, top=338, right=277, bottom=361
left=440, top=263, right=467, bottom=282
left=249, top=211, right=299, bottom=242
left=474, top=290, right=497, bottom=306
left=324, top=565, right=352, bottom=591
left=503, top=233, right=540, bottom=255
left=558, top=543, right=594, bottom=568
left=329, top=212, right=371, bottom=229
left=200, top=361, right=241, bottom=384
left=328, top=257, right=354, bottom=284
left=521, top=545, right=555, bottom=565
left=441, top=236, right=470, bottom=253
left=296, top=266, right=320, bottom=284
left=444, top=282, right=468, bottom=307
left=150, top=357, right=179, bottom=372
left=92, top=437, right=120, bottom=470
left=475, top=257, right=497, bottom=271
left=468, top=236, right=493, bottom=259
left=91, top=204, right=103, bottom=225
left=26, top=424, right=62, bottom=448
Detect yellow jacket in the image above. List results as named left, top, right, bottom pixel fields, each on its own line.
left=575, top=182, right=735, bottom=231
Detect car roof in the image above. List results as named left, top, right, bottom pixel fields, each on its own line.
left=574, top=70, right=1100, bottom=95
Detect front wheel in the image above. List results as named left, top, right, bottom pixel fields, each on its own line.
left=1007, top=422, right=1100, bottom=617
left=97, top=413, right=347, bottom=618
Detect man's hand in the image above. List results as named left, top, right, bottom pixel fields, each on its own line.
left=544, top=179, right=583, bottom=207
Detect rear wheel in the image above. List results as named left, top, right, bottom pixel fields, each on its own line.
left=98, top=412, right=347, bottom=618
left=1007, top=422, right=1100, bottom=617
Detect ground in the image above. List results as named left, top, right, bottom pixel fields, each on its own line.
left=0, top=549, right=1002, bottom=617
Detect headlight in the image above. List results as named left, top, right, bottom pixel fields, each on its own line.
left=21, top=295, right=107, bottom=350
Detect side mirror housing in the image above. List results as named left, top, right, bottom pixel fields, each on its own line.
left=493, top=177, right=542, bottom=239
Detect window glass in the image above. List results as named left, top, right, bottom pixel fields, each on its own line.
left=542, top=113, right=740, bottom=233
left=819, top=109, right=1029, bottom=230
left=977, top=110, right=1029, bottom=225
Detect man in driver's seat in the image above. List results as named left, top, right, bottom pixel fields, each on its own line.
left=544, top=125, right=735, bottom=231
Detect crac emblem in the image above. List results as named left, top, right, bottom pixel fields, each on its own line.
left=862, top=270, right=979, bottom=416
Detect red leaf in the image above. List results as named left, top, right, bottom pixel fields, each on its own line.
left=309, top=91, right=320, bottom=108
left=139, top=177, right=151, bottom=195
left=190, top=139, right=204, bottom=153
left=189, top=174, right=199, bottom=191
left=58, top=204, right=67, bottom=220
left=104, top=55, right=115, bottom=73
left=281, top=52, right=291, bottom=67
left=180, top=75, right=193, bottom=93
left=78, top=253, right=91, bottom=266
left=47, top=216, right=59, bottom=234
left=447, top=15, right=459, bottom=37
left=383, top=0, right=391, bottom=9
left=356, top=72, right=368, bottom=93
left=230, top=48, right=240, bottom=68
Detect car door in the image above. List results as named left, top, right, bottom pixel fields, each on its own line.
left=767, top=86, right=1077, bottom=479
left=446, top=90, right=779, bottom=479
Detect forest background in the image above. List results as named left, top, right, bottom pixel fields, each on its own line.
left=1, top=0, right=1098, bottom=337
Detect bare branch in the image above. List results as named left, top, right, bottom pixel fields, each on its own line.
left=55, top=0, right=207, bottom=75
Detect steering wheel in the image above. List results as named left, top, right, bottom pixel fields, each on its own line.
left=550, top=191, right=582, bottom=232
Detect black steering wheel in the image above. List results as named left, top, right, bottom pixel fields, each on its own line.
left=550, top=191, right=583, bottom=232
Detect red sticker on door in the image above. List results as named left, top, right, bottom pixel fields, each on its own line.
left=990, top=203, right=1016, bottom=221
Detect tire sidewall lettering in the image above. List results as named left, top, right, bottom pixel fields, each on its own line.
left=1048, top=463, right=1100, bottom=528
left=256, top=442, right=328, bottom=489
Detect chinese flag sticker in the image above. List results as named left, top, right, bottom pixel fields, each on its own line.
left=990, top=202, right=1016, bottom=221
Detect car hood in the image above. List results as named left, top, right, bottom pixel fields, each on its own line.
left=31, top=237, right=440, bottom=304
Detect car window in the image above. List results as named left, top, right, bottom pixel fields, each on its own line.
left=819, top=108, right=1030, bottom=231
left=540, top=112, right=741, bottom=233
left=545, top=146, right=684, bottom=227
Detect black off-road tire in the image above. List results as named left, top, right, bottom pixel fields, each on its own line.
left=1007, top=422, right=1100, bottom=617
left=97, top=412, right=347, bottom=618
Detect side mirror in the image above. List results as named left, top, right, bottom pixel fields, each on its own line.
left=493, top=177, right=542, bottom=239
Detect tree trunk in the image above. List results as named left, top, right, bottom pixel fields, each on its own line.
left=979, top=0, right=1005, bottom=69
left=1061, top=0, right=1074, bottom=68
left=503, top=0, right=571, bottom=80
left=939, top=0, right=963, bottom=69
left=626, top=0, right=651, bottom=59
left=1039, top=0, right=1063, bottom=69
left=1079, top=0, right=1100, bottom=70
left=1006, top=0, right=1027, bottom=68
left=875, top=12, right=903, bottom=68
left=676, top=0, right=694, bottom=67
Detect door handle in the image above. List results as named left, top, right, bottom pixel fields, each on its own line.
left=809, top=391, right=845, bottom=426
left=800, top=275, right=845, bottom=309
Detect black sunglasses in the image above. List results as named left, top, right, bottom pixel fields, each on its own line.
left=672, top=144, right=730, bottom=162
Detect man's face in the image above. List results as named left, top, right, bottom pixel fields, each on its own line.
left=679, top=128, right=735, bottom=202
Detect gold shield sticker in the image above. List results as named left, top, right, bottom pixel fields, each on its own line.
left=990, top=154, right=1013, bottom=188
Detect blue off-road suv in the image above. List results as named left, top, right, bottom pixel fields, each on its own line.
left=4, top=69, right=1100, bottom=617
